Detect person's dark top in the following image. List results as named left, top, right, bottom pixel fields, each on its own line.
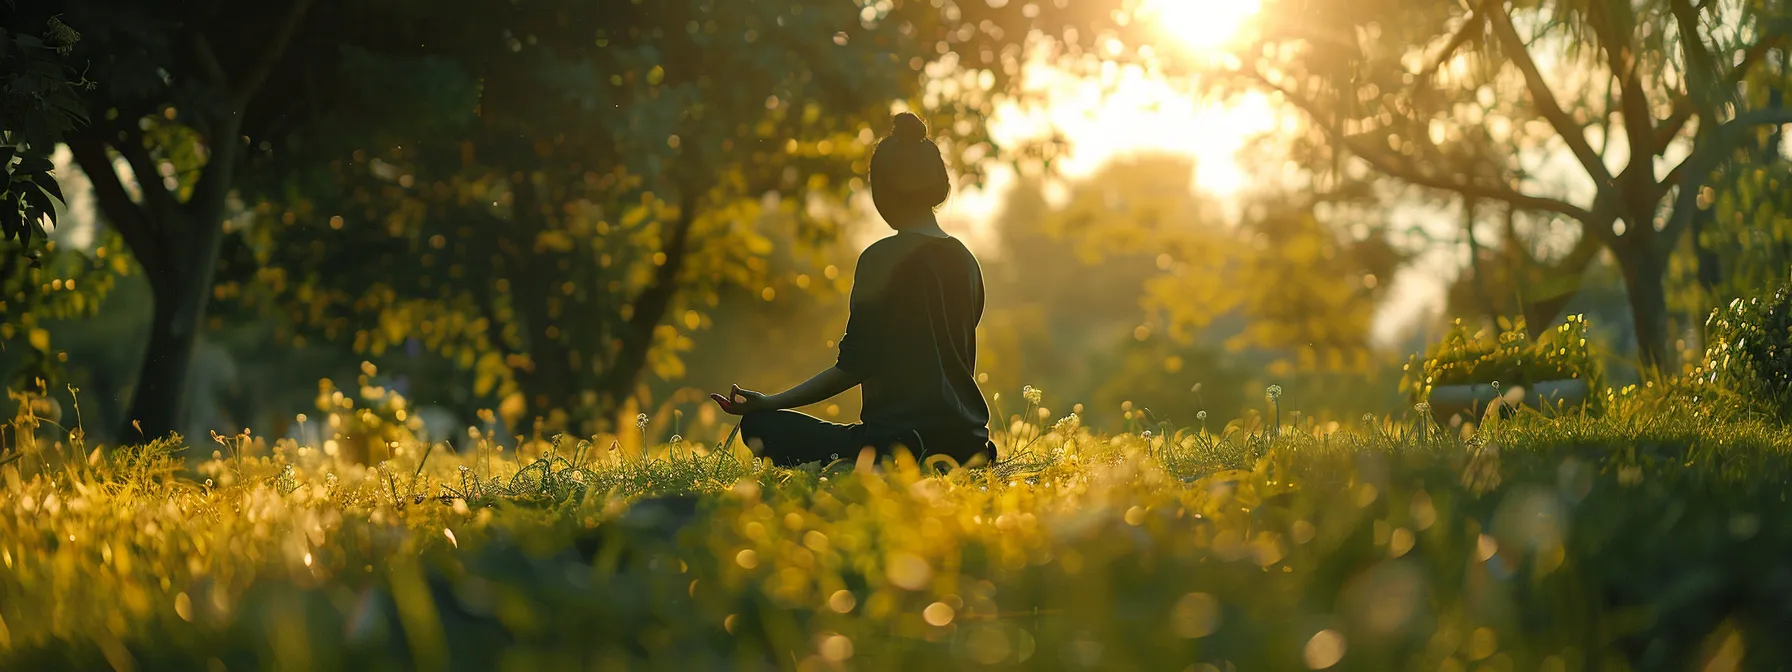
left=835, top=233, right=991, bottom=450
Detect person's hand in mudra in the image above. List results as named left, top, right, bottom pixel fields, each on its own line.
left=710, top=384, right=770, bottom=416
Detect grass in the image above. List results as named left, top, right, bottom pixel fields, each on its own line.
left=2, top=388, right=1791, bottom=671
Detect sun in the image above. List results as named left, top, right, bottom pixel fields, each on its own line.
left=1143, top=0, right=1263, bottom=52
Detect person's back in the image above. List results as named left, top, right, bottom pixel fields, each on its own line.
left=839, top=233, right=990, bottom=454
left=710, top=112, right=995, bottom=466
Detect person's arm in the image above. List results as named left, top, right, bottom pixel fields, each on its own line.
left=765, top=366, right=863, bottom=409
left=710, top=367, right=862, bottom=415
left=711, top=244, right=886, bottom=416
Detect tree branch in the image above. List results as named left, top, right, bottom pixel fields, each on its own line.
left=1669, top=0, right=1721, bottom=107
left=231, top=0, right=315, bottom=110
left=1487, top=6, right=1622, bottom=205
left=598, top=183, right=705, bottom=407
left=1586, top=0, right=1658, bottom=206
left=113, top=125, right=181, bottom=227
left=1252, top=71, right=1600, bottom=225
left=190, top=33, right=228, bottom=88
left=1413, top=0, right=1498, bottom=83
left=66, top=136, right=170, bottom=288
left=1520, top=230, right=1603, bottom=332
left=1655, top=34, right=1781, bottom=153
left=1659, top=107, right=1792, bottom=255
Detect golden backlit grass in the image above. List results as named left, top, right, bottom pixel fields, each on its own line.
left=3, top=392, right=1791, bottom=671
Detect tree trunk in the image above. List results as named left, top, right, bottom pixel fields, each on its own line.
left=498, top=175, right=581, bottom=433
left=589, top=189, right=703, bottom=429
left=1617, top=245, right=1673, bottom=373
left=122, top=285, right=202, bottom=441
left=118, top=129, right=239, bottom=442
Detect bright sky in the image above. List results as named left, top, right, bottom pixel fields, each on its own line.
left=936, top=0, right=1442, bottom=347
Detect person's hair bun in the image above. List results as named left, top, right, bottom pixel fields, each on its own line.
left=891, top=112, right=928, bottom=142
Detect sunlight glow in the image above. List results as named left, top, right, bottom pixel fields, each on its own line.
left=1145, top=0, right=1263, bottom=51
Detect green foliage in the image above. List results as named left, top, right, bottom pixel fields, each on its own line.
left=1666, top=47, right=1792, bottom=321
left=0, top=15, right=88, bottom=255
left=978, top=156, right=1408, bottom=428
left=208, top=0, right=1136, bottom=436
left=1696, top=278, right=1792, bottom=419
left=4, top=388, right=1792, bottom=669
left=1235, top=0, right=1792, bottom=367
left=0, top=237, right=129, bottom=388
left=1402, top=315, right=1603, bottom=403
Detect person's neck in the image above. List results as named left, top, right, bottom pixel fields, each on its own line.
left=891, top=211, right=949, bottom=238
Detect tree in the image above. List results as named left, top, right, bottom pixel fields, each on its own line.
left=979, top=154, right=1406, bottom=426
left=44, top=0, right=1149, bottom=441
left=208, top=0, right=1148, bottom=436
left=0, top=7, right=127, bottom=399
left=1233, top=0, right=1792, bottom=369
left=1, top=8, right=87, bottom=258
left=1670, top=64, right=1792, bottom=324
left=60, top=0, right=320, bottom=440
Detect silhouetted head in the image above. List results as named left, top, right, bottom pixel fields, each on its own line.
left=869, top=112, right=950, bottom=229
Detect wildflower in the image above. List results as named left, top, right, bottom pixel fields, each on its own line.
left=1053, top=413, right=1081, bottom=433
left=1196, top=410, right=1208, bottom=421
left=1141, top=430, right=1153, bottom=440
left=1023, top=385, right=1043, bottom=404
left=1265, top=385, right=1283, bottom=401
left=636, top=413, right=649, bottom=430
left=1362, top=413, right=1374, bottom=424
left=1415, top=402, right=1431, bottom=414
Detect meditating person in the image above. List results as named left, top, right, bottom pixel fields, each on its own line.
left=708, top=112, right=995, bottom=467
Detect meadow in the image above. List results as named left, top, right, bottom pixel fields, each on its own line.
left=3, top=381, right=1790, bottom=672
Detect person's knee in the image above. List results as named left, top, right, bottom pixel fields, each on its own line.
left=740, top=410, right=776, bottom=434
left=739, top=410, right=778, bottom=453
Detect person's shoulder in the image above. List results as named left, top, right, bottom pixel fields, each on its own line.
left=942, top=236, right=980, bottom=265
left=860, top=234, right=904, bottom=256
left=856, top=234, right=919, bottom=267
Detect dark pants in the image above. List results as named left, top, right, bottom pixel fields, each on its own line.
left=738, top=410, right=995, bottom=468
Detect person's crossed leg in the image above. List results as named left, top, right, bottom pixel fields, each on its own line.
left=738, top=410, right=867, bottom=467
left=738, top=409, right=994, bottom=468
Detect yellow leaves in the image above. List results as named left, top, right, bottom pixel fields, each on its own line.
left=498, top=392, right=527, bottom=428
left=473, top=351, right=510, bottom=397
left=534, top=230, right=575, bottom=253
left=885, top=552, right=932, bottom=590
left=1171, top=593, right=1223, bottom=638
left=648, top=324, right=693, bottom=380
left=621, top=204, right=651, bottom=229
